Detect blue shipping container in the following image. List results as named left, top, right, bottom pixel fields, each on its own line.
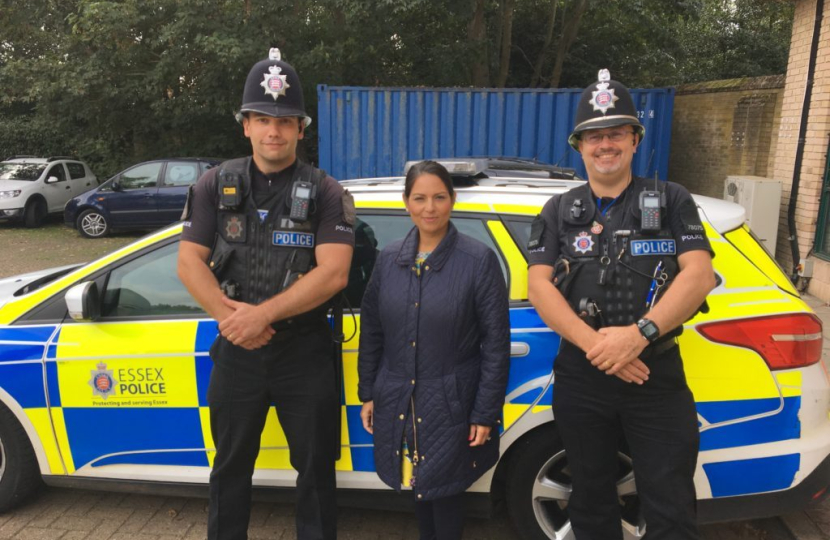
left=317, top=85, right=674, bottom=181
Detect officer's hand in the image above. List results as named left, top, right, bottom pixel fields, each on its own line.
left=469, top=424, right=491, bottom=447
left=218, top=296, right=274, bottom=346
left=614, top=358, right=650, bottom=385
left=360, top=401, right=374, bottom=434
left=237, top=329, right=275, bottom=351
left=586, top=325, right=649, bottom=376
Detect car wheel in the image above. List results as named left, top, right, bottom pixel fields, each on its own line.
left=77, top=209, right=109, bottom=238
left=506, top=427, right=645, bottom=540
left=23, top=198, right=46, bottom=228
left=0, top=402, right=42, bottom=511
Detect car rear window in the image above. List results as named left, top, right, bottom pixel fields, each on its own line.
left=724, top=224, right=798, bottom=296
left=66, top=163, right=86, bottom=179
left=163, top=162, right=200, bottom=187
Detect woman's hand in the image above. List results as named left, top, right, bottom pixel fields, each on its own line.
left=469, top=424, right=491, bottom=446
left=360, top=401, right=374, bottom=434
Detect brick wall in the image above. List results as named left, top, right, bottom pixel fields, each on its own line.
left=669, top=76, right=784, bottom=199
left=772, top=0, right=830, bottom=300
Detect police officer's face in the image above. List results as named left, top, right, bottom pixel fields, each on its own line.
left=243, top=113, right=304, bottom=173
left=403, top=173, right=455, bottom=237
left=578, top=126, right=639, bottom=179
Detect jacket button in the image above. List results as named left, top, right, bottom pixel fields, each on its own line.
left=472, top=461, right=477, bottom=468
left=417, top=418, right=422, bottom=423
left=411, top=266, right=416, bottom=271
left=411, top=341, right=416, bottom=347
left=399, top=414, right=405, bottom=420
left=425, top=265, right=430, bottom=271
left=414, top=302, right=419, bottom=307
left=411, top=379, right=415, bottom=385
left=496, top=419, right=502, bottom=424
left=417, top=494, right=423, bottom=499
left=396, top=450, right=400, bottom=456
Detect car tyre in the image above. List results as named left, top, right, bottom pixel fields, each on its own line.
left=0, top=401, right=42, bottom=512
left=23, top=198, right=46, bottom=228
left=506, top=426, right=645, bottom=540
left=77, top=209, right=110, bottom=238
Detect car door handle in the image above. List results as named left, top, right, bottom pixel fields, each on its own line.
left=65, top=186, right=71, bottom=190
left=511, top=342, right=530, bottom=357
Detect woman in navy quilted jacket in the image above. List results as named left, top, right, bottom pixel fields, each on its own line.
left=358, top=160, right=511, bottom=540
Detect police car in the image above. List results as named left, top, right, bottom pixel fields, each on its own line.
left=0, top=168, right=827, bottom=540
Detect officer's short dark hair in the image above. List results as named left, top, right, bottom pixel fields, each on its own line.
left=404, top=160, right=454, bottom=199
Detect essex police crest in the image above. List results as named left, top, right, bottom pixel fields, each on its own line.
left=590, top=69, right=618, bottom=114
left=572, top=231, right=595, bottom=254
left=89, top=362, right=117, bottom=399
left=226, top=216, right=244, bottom=240
left=261, top=48, right=289, bottom=100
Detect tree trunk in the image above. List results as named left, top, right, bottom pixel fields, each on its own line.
left=549, top=0, right=590, bottom=88
left=468, top=0, right=489, bottom=87
left=530, top=0, right=558, bottom=88
left=496, top=0, right=515, bottom=87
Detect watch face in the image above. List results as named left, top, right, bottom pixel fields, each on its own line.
left=639, top=319, right=659, bottom=341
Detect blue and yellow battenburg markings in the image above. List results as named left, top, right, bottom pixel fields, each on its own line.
left=0, top=217, right=814, bottom=498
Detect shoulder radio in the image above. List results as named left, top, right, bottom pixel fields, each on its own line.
left=290, top=179, right=317, bottom=222
left=638, top=190, right=662, bottom=232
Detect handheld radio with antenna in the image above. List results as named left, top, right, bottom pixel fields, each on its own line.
left=638, top=149, right=663, bottom=232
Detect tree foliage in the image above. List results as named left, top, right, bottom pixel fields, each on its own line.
left=0, top=0, right=794, bottom=174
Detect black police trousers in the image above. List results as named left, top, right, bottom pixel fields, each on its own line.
left=553, top=343, right=699, bottom=540
left=207, top=327, right=339, bottom=540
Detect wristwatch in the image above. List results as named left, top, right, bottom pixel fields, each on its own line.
left=637, top=318, right=660, bottom=343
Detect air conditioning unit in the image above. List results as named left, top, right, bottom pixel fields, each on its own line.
left=723, top=176, right=782, bottom=254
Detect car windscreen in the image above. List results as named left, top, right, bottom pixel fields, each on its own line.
left=0, top=163, right=46, bottom=181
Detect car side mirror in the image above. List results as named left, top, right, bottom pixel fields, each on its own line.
left=111, top=179, right=121, bottom=191
left=65, top=282, right=101, bottom=322
left=45, top=176, right=59, bottom=184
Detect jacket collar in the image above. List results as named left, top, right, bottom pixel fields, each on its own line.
left=395, top=221, right=458, bottom=271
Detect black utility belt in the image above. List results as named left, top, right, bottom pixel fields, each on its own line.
left=641, top=337, right=678, bottom=359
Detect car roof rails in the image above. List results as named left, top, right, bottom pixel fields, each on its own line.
left=5, top=155, right=39, bottom=161
left=47, top=156, right=78, bottom=162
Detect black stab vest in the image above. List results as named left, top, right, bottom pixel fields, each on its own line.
left=209, top=157, right=327, bottom=329
left=553, top=176, right=681, bottom=335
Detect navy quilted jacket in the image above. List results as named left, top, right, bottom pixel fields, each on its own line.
left=357, top=222, right=510, bottom=500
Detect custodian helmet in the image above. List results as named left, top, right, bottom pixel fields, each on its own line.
left=568, top=69, right=644, bottom=151
left=236, top=48, right=311, bottom=127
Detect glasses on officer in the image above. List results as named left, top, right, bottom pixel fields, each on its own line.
left=581, top=129, right=635, bottom=145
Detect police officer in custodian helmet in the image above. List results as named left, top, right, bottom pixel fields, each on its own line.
left=178, top=48, right=355, bottom=540
left=526, top=70, right=716, bottom=539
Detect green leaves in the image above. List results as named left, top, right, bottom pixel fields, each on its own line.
left=0, top=0, right=793, bottom=173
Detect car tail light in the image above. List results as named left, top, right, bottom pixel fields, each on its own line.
left=698, top=313, right=823, bottom=370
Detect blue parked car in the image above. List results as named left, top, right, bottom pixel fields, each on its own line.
left=64, top=158, right=221, bottom=238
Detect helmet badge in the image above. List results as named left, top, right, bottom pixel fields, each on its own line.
left=590, top=69, right=619, bottom=115
left=261, top=48, right=290, bottom=101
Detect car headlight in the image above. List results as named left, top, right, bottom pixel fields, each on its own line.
left=0, top=190, right=22, bottom=199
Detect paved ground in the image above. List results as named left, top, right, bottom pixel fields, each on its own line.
left=0, top=221, right=827, bottom=539
left=0, top=486, right=803, bottom=540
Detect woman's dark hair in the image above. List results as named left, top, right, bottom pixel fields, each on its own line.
left=404, top=160, right=454, bottom=198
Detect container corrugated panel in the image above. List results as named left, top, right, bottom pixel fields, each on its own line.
left=317, top=85, right=675, bottom=181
